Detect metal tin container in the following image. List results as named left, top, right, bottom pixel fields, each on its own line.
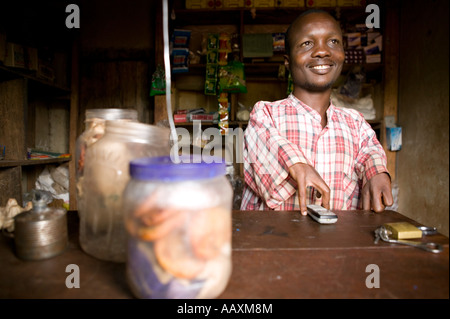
left=14, top=197, right=68, bottom=261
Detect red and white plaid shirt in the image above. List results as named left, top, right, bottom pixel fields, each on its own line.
left=241, top=94, right=389, bottom=211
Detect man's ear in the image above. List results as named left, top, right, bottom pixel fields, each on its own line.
left=284, top=54, right=290, bottom=70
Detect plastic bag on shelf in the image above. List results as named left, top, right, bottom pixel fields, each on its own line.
left=337, top=65, right=365, bottom=100
left=34, top=164, right=69, bottom=209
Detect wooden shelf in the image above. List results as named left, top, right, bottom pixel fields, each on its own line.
left=175, top=62, right=383, bottom=82
left=0, top=64, right=70, bottom=96
left=172, top=6, right=368, bottom=26
left=0, top=157, right=71, bottom=168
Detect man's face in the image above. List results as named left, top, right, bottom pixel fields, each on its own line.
left=285, top=13, right=345, bottom=92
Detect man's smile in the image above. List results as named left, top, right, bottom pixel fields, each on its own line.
left=310, top=64, right=331, bottom=70
left=308, top=62, right=335, bottom=74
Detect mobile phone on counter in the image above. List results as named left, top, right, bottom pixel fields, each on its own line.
left=307, top=204, right=338, bottom=224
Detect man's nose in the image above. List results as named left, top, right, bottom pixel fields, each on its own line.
left=311, top=41, right=331, bottom=58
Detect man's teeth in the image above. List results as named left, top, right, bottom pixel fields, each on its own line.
left=312, top=65, right=331, bottom=69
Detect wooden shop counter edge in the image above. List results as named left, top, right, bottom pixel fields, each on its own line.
left=0, top=210, right=448, bottom=299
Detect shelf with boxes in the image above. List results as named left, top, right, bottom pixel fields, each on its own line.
left=169, top=1, right=385, bottom=118
left=158, top=1, right=388, bottom=179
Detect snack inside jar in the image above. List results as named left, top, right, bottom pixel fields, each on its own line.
left=123, top=156, right=233, bottom=299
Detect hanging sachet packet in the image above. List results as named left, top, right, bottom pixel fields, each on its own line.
left=218, top=60, right=247, bottom=94
left=150, top=64, right=166, bottom=96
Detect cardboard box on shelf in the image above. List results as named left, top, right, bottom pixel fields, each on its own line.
left=386, top=126, right=402, bottom=151
left=345, top=32, right=362, bottom=48
left=186, top=0, right=213, bottom=8
left=306, top=0, right=336, bottom=6
left=174, top=113, right=188, bottom=123
left=365, top=53, right=381, bottom=63
left=4, top=42, right=26, bottom=69
left=337, top=0, right=363, bottom=6
left=224, top=0, right=244, bottom=7
left=254, top=0, right=275, bottom=7
left=276, top=0, right=305, bottom=6
left=190, top=113, right=215, bottom=121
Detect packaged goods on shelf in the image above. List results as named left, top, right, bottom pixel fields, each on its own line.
left=172, top=29, right=191, bottom=49
left=345, top=32, right=362, bottom=48
left=345, top=49, right=364, bottom=64
left=172, top=48, right=189, bottom=74
left=27, top=148, right=70, bottom=159
left=171, top=29, right=191, bottom=74
left=218, top=61, right=247, bottom=94
left=190, top=113, right=215, bottom=121
left=150, top=64, right=167, bottom=96
left=272, top=33, right=285, bottom=52
left=218, top=93, right=229, bottom=135
left=205, top=33, right=220, bottom=95
left=174, top=113, right=188, bottom=123
left=218, top=33, right=231, bottom=66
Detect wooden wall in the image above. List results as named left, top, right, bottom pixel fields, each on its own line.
left=77, top=0, right=156, bottom=135
left=397, top=0, right=449, bottom=237
left=0, top=79, right=26, bottom=205
left=78, top=59, right=151, bottom=131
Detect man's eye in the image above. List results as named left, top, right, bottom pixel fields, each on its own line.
left=330, top=39, right=340, bottom=45
left=301, top=41, right=312, bottom=47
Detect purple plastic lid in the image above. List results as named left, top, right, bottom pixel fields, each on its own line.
left=129, top=155, right=226, bottom=181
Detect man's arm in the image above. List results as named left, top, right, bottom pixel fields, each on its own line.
left=244, top=101, right=310, bottom=209
left=288, top=163, right=330, bottom=215
left=362, top=172, right=393, bottom=212
left=355, top=118, right=393, bottom=212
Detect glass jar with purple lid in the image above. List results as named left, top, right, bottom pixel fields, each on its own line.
left=123, top=155, right=233, bottom=299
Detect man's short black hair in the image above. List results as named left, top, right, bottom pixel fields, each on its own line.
left=285, top=9, right=338, bottom=57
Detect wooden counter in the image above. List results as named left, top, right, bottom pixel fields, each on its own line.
left=0, top=210, right=448, bottom=299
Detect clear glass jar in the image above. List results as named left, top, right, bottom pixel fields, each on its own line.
left=123, top=156, right=233, bottom=299
left=75, top=108, right=138, bottom=180
left=78, top=121, right=171, bottom=262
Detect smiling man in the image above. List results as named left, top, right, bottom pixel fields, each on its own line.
left=241, top=9, right=393, bottom=214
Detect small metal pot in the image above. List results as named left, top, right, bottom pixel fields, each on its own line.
left=13, top=203, right=68, bottom=261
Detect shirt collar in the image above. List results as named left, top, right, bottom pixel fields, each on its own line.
left=288, top=93, right=337, bottom=123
